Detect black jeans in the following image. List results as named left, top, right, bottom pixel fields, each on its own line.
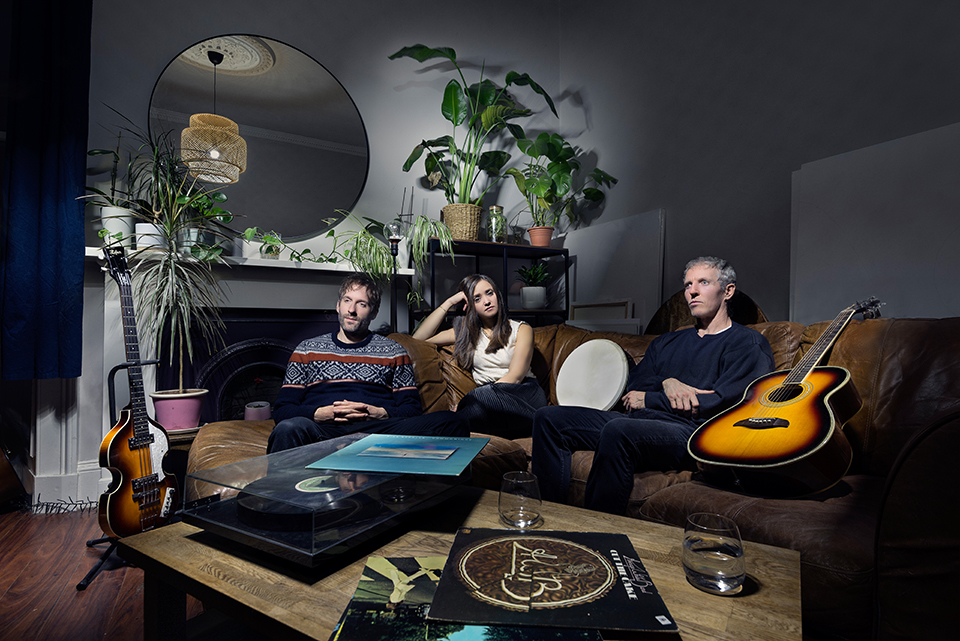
left=531, top=405, right=698, bottom=515
left=455, top=378, right=547, bottom=439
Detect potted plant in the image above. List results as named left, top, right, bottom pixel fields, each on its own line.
left=87, top=131, right=135, bottom=245
left=243, top=211, right=454, bottom=310
left=389, top=44, right=557, bottom=240
left=88, top=111, right=235, bottom=430
left=133, top=168, right=235, bottom=430
left=505, top=132, right=618, bottom=247
left=516, top=261, right=551, bottom=309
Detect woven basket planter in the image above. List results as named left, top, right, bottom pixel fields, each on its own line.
left=441, top=203, right=482, bottom=240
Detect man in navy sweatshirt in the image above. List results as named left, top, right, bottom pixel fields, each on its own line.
left=531, top=257, right=775, bottom=514
left=268, top=273, right=467, bottom=452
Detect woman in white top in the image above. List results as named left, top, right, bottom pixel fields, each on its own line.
left=413, top=274, right=547, bottom=438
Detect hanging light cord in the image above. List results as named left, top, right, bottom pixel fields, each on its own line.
left=207, top=50, right=224, bottom=115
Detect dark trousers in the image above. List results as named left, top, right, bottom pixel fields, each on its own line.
left=267, top=411, right=469, bottom=453
left=455, top=378, right=548, bottom=439
left=531, top=405, right=698, bottom=515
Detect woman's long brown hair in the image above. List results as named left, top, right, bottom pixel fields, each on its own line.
left=452, top=274, right=512, bottom=370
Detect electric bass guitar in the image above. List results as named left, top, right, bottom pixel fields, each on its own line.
left=688, top=297, right=882, bottom=497
left=98, top=245, right=177, bottom=538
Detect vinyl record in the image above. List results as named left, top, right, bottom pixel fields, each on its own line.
left=236, top=476, right=382, bottom=531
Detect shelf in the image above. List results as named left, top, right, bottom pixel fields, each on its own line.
left=426, top=238, right=570, bottom=326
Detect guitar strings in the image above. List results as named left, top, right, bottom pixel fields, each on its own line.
left=746, top=307, right=854, bottom=419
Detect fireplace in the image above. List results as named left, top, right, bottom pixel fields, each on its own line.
left=157, top=308, right=340, bottom=424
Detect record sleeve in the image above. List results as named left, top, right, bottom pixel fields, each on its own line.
left=426, top=528, right=678, bottom=634
left=329, top=556, right=602, bottom=641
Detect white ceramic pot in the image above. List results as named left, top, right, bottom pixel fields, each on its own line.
left=520, top=286, right=547, bottom=309
left=135, top=222, right=165, bottom=250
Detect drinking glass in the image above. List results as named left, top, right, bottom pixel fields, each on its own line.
left=682, top=512, right=745, bottom=595
left=499, top=471, right=543, bottom=528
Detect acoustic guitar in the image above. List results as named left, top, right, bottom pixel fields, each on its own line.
left=98, top=245, right=177, bottom=538
left=687, top=297, right=882, bottom=497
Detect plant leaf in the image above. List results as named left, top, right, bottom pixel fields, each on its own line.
left=441, top=80, right=468, bottom=126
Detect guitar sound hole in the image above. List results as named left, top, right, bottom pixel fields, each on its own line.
left=769, top=384, right=803, bottom=404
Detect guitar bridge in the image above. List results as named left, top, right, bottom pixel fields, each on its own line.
left=734, top=417, right=789, bottom=429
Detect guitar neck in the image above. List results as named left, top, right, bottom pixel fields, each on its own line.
left=784, top=307, right=857, bottom=385
left=115, top=265, right=152, bottom=434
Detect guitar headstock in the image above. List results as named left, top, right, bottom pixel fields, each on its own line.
left=852, top=296, right=882, bottom=319
left=101, top=244, right=131, bottom=285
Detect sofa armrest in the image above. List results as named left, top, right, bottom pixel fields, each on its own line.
left=875, top=406, right=960, bottom=640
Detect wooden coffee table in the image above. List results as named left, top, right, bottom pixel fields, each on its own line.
left=118, top=487, right=801, bottom=640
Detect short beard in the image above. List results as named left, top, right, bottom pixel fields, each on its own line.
left=339, top=313, right=371, bottom=338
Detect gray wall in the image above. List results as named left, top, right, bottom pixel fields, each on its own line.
left=791, top=121, right=960, bottom=325
left=88, top=0, right=960, bottom=323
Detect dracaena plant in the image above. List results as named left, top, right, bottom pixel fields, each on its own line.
left=506, top=132, right=618, bottom=228
left=389, top=44, right=558, bottom=206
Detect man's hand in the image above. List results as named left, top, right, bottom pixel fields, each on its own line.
left=661, top=378, right=714, bottom=415
left=622, top=390, right=646, bottom=411
left=314, top=400, right=389, bottom=423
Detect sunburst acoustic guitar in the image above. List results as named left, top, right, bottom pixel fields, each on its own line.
left=98, top=245, right=177, bottom=538
left=687, top=297, right=882, bottom=498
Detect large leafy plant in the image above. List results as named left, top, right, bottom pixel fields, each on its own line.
left=389, top=44, right=557, bottom=206
left=506, top=132, right=618, bottom=228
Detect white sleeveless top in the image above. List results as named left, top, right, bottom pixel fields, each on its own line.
left=471, top=319, right=535, bottom=385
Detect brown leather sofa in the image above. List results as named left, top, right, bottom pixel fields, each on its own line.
left=185, top=319, right=960, bottom=641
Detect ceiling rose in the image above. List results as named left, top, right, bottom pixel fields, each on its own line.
left=181, top=35, right=275, bottom=76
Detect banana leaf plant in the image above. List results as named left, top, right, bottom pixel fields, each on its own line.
left=389, top=44, right=558, bottom=205
left=505, top=131, right=618, bottom=228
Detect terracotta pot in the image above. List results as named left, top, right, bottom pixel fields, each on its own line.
left=149, top=388, right=208, bottom=431
left=526, top=226, right=554, bottom=247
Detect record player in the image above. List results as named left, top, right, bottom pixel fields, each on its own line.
left=183, top=433, right=470, bottom=566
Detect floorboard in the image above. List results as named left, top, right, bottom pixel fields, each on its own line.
left=0, top=508, right=204, bottom=641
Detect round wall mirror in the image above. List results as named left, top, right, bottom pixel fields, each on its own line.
left=149, top=35, right=368, bottom=241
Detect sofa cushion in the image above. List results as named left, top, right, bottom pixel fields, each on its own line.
left=639, top=474, right=884, bottom=641
left=388, top=333, right=450, bottom=412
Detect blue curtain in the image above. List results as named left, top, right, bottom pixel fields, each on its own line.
left=0, top=0, right=92, bottom=380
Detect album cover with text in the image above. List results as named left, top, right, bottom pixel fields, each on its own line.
left=425, top=529, right=678, bottom=634
left=328, top=555, right=602, bottom=641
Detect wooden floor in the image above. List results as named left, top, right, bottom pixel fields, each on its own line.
left=0, top=504, right=202, bottom=641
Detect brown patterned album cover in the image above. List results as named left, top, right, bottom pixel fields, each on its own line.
left=425, top=528, right=678, bottom=634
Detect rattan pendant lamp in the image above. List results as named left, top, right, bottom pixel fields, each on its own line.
left=180, top=50, right=247, bottom=184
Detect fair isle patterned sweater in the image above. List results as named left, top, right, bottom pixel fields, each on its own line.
left=272, top=332, right=422, bottom=423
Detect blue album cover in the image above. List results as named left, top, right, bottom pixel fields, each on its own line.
left=307, top=434, right=489, bottom=476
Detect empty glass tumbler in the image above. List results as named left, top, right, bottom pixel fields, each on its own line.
left=498, top=471, right=543, bottom=528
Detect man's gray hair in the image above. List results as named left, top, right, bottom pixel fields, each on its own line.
left=683, top=256, right=737, bottom=288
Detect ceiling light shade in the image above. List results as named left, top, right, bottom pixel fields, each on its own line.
left=181, top=113, right=247, bottom=184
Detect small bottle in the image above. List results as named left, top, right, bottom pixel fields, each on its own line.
left=487, top=206, right=506, bottom=243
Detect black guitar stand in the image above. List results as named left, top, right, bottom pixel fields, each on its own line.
left=76, top=536, right=121, bottom=590
left=76, top=359, right=159, bottom=591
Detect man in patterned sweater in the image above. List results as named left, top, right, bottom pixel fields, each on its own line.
left=268, top=273, right=468, bottom=452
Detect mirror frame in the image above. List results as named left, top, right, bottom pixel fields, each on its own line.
left=148, top=34, right=369, bottom=242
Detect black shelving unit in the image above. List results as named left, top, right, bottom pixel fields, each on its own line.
left=426, top=238, right=570, bottom=326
